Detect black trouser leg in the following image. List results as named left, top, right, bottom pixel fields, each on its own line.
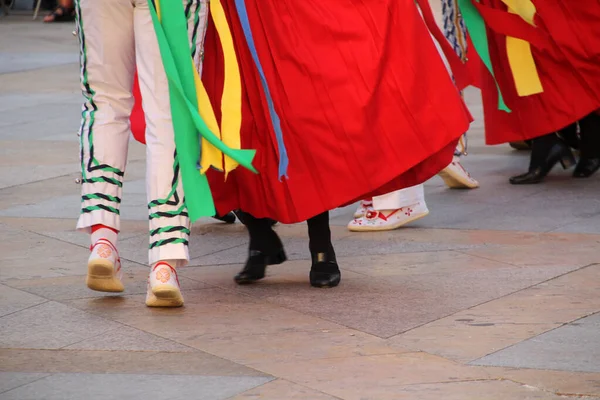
left=579, top=113, right=600, bottom=159
left=574, top=113, right=600, bottom=177
left=307, top=211, right=332, bottom=254
left=240, top=211, right=283, bottom=254
left=529, top=133, right=561, bottom=171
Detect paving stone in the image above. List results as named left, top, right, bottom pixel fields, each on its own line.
left=0, top=224, right=94, bottom=281
left=231, top=379, right=339, bottom=399
left=0, top=373, right=273, bottom=400
left=66, top=289, right=343, bottom=345
left=216, top=258, right=578, bottom=338
left=184, top=327, right=405, bottom=365
left=0, top=372, right=51, bottom=394
left=473, top=313, right=600, bottom=373
left=63, top=325, right=197, bottom=352
left=488, top=367, right=600, bottom=397
left=0, top=284, right=47, bottom=317
left=0, top=52, right=79, bottom=75
left=0, top=301, right=120, bottom=349
left=390, top=380, right=571, bottom=400
left=0, top=348, right=268, bottom=377
left=389, top=265, right=600, bottom=362
left=249, top=352, right=492, bottom=400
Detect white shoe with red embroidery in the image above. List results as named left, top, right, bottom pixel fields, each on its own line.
left=86, top=239, right=124, bottom=292
left=438, top=156, right=479, bottom=189
left=347, top=202, right=429, bottom=232
left=353, top=200, right=374, bottom=219
left=146, top=262, right=184, bottom=307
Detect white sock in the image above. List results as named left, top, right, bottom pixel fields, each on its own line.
left=91, top=228, right=118, bottom=248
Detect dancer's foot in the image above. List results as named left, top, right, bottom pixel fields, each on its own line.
left=353, top=200, right=374, bottom=219
left=310, top=248, right=341, bottom=288
left=86, top=239, right=124, bottom=292
left=234, top=248, right=287, bottom=284
left=347, top=202, right=429, bottom=232
left=510, top=136, right=575, bottom=185
left=438, top=156, right=479, bottom=189
left=146, top=262, right=184, bottom=307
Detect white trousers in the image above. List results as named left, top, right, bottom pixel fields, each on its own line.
left=372, top=185, right=425, bottom=211
left=75, top=0, right=209, bottom=265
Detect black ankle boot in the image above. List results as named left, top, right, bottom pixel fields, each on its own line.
left=234, top=248, right=287, bottom=285
left=574, top=113, right=600, bottom=178
left=509, top=134, right=575, bottom=185
left=309, top=249, right=341, bottom=288
left=574, top=158, right=600, bottom=178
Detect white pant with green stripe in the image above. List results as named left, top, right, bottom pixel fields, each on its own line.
left=75, top=0, right=208, bottom=266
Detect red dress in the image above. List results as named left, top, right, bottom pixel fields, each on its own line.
left=476, top=0, right=600, bottom=145
left=132, top=0, right=472, bottom=223
left=200, top=0, right=471, bottom=223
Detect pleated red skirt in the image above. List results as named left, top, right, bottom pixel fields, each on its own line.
left=199, top=0, right=471, bottom=223
left=478, top=0, right=600, bottom=145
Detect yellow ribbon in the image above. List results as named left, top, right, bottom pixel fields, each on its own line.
left=158, top=0, right=243, bottom=176
left=209, top=0, right=242, bottom=176
left=500, top=0, right=543, bottom=97
left=193, top=0, right=243, bottom=176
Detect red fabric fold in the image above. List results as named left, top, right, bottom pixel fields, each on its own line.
left=203, top=0, right=470, bottom=223
left=478, top=0, right=600, bottom=145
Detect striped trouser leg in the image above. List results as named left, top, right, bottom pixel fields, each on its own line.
left=441, top=0, right=469, bottom=156
left=75, top=0, right=135, bottom=233
left=134, top=0, right=209, bottom=265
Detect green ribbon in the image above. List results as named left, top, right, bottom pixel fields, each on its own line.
left=148, top=0, right=257, bottom=222
left=457, top=0, right=511, bottom=112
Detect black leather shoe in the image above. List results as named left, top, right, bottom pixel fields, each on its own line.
left=234, top=249, right=287, bottom=285
left=509, top=141, right=575, bottom=185
left=213, top=212, right=236, bottom=224
left=574, top=158, right=600, bottom=178
left=309, top=250, right=341, bottom=288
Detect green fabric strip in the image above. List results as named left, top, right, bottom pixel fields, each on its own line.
left=148, top=0, right=257, bottom=222
left=456, top=0, right=510, bottom=112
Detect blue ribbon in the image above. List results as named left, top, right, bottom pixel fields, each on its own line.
left=233, top=0, right=289, bottom=179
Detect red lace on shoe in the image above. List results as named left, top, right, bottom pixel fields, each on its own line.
left=365, top=208, right=401, bottom=221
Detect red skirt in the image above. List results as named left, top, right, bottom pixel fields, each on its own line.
left=200, top=0, right=471, bottom=223
left=478, top=0, right=600, bottom=145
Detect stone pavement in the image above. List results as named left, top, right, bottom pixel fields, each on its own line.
left=2, top=14, right=600, bottom=400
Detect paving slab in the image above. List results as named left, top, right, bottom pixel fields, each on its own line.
left=0, top=372, right=51, bottom=395
left=231, top=379, right=339, bottom=399
left=0, top=373, right=272, bottom=400
left=0, top=284, right=47, bottom=317
left=249, top=352, right=493, bottom=400
left=474, top=312, right=600, bottom=373
left=198, top=257, right=580, bottom=338
left=389, top=264, right=600, bottom=362
left=0, top=301, right=121, bottom=349
left=0, top=348, right=268, bottom=377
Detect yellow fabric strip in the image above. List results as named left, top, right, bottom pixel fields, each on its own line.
left=499, top=0, right=536, bottom=25
left=506, top=35, right=543, bottom=96
left=503, top=4, right=543, bottom=97
left=209, top=0, right=243, bottom=176
left=193, top=63, right=223, bottom=174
